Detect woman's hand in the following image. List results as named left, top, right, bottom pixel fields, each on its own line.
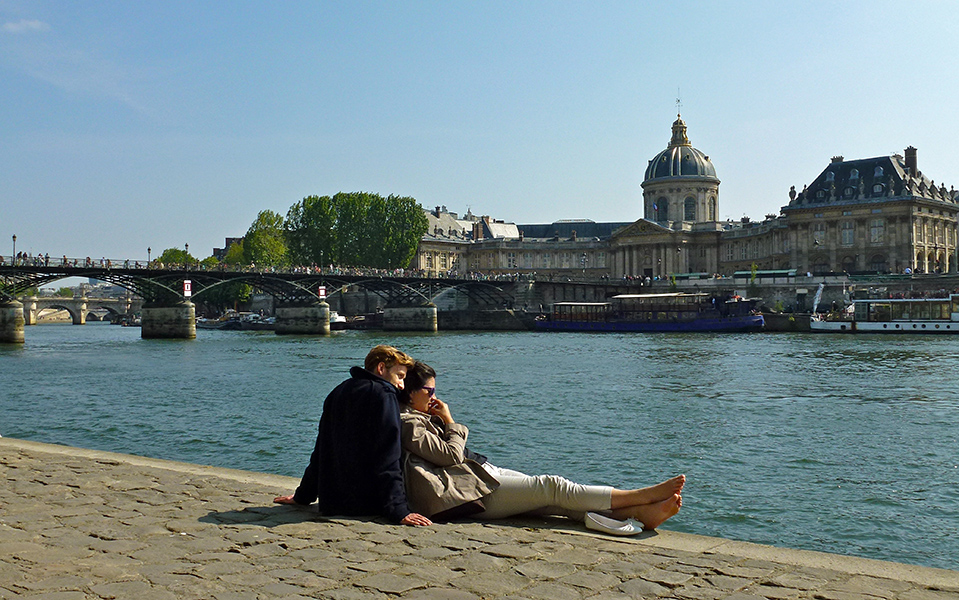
left=428, top=397, right=455, bottom=424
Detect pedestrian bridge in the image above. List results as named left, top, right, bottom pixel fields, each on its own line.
left=0, top=260, right=533, bottom=341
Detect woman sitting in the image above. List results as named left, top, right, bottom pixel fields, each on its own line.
left=399, top=361, right=684, bottom=528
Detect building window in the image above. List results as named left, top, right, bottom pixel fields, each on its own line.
left=869, top=219, right=884, bottom=244
left=708, top=197, right=716, bottom=221
left=440, top=254, right=448, bottom=270
left=542, top=253, right=551, bottom=268
left=597, top=252, right=606, bottom=267
left=506, top=252, right=516, bottom=269
left=684, top=197, right=696, bottom=221
left=426, top=254, right=434, bottom=269
left=562, top=253, right=571, bottom=268
left=523, top=252, right=533, bottom=268
left=655, top=198, right=668, bottom=221
left=869, top=254, right=887, bottom=272
left=813, top=222, right=826, bottom=246
left=725, top=245, right=734, bottom=261
left=936, top=222, right=944, bottom=244
left=841, top=221, right=854, bottom=246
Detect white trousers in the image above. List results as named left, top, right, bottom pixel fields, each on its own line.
left=476, top=464, right=613, bottom=521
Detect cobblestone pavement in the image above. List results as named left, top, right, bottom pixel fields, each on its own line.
left=2, top=438, right=957, bottom=600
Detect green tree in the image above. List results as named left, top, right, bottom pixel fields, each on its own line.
left=223, top=240, right=246, bottom=265
left=285, top=195, right=336, bottom=266
left=55, top=287, right=74, bottom=298
left=284, top=192, right=427, bottom=268
left=200, top=256, right=220, bottom=269
left=243, top=210, right=288, bottom=267
left=157, top=248, right=196, bottom=267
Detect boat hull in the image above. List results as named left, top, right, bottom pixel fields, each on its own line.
left=810, top=319, right=959, bottom=333
left=535, top=314, right=764, bottom=333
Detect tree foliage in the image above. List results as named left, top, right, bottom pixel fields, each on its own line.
left=157, top=248, right=196, bottom=266
left=284, top=192, right=427, bottom=268
left=55, top=287, right=74, bottom=298
left=243, top=210, right=288, bottom=267
left=223, top=240, right=246, bottom=265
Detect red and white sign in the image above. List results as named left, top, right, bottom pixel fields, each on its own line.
left=183, top=280, right=192, bottom=298
left=318, top=285, right=327, bottom=299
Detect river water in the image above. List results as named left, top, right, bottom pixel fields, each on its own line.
left=1, top=323, right=957, bottom=570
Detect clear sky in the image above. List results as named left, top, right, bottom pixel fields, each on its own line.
left=3, top=1, right=958, bottom=261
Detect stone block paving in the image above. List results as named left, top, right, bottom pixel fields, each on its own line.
left=2, top=438, right=957, bottom=600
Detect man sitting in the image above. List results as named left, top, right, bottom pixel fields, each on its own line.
left=274, top=345, right=431, bottom=526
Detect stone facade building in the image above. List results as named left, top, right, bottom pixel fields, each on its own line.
left=414, top=117, right=959, bottom=279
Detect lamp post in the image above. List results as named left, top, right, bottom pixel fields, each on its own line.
left=12, top=234, right=16, bottom=265
left=184, top=243, right=189, bottom=269
left=147, top=247, right=151, bottom=267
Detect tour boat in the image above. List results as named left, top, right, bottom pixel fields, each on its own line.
left=534, top=293, right=764, bottom=333
left=810, top=294, right=959, bottom=333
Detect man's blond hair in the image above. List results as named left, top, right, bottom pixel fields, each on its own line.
left=364, top=345, right=414, bottom=371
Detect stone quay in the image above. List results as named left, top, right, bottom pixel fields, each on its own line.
left=1, top=437, right=956, bottom=599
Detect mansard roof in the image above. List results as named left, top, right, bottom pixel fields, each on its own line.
left=518, top=220, right=632, bottom=240
left=786, top=151, right=958, bottom=210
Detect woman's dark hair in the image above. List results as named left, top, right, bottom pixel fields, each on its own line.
left=400, top=361, right=436, bottom=404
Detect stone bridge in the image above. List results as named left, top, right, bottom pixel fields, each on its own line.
left=21, top=296, right=143, bottom=325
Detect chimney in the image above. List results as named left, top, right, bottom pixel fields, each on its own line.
left=831, top=155, right=844, bottom=163
left=434, top=206, right=441, bottom=217
left=519, top=229, right=524, bottom=241
left=905, top=146, right=918, bottom=177
left=473, top=221, right=484, bottom=241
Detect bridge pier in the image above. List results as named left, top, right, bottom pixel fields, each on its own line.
left=73, top=297, right=87, bottom=325
left=383, top=305, right=437, bottom=332
left=275, top=302, right=330, bottom=335
left=21, top=297, right=38, bottom=326
left=0, top=300, right=25, bottom=343
left=141, top=302, right=196, bottom=339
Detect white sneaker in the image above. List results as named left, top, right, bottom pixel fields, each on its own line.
left=584, top=512, right=645, bottom=536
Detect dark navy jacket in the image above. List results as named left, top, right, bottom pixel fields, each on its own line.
left=292, top=366, right=411, bottom=523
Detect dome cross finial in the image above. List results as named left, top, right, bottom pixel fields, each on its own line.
left=676, top=88, right=682, bottom=117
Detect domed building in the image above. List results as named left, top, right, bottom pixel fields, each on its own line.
left=642, top=115, right=720, bottom=224
left=608, top=115, right=727, bottom=279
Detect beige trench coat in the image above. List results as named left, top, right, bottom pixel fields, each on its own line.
left=399, top=406, right=499, bottom=517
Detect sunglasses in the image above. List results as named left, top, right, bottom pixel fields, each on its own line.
left=420, top=386, right=436, bottom=397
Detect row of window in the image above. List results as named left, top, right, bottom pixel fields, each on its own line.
left=474, top=251, right=608, bottom=270
left=812, top=219, right=887, bottom=246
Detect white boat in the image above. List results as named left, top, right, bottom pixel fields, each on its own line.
left=810, top=294, right=959, bottom=333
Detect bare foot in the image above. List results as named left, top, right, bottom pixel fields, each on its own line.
left=621, top=494, right=682, bottom=530
left=273, top=494, right=298, bottom=505
left=612, top=475, right=685, bottom=509
left=642, top=475, right=685, bottom=503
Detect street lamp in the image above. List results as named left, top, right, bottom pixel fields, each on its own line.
left=184, top=243, right=189, bottom=269
left=12, top=234, right=16, bottom=265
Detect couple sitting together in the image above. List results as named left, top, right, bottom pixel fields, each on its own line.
left=275, top=345, right=684, bottom=530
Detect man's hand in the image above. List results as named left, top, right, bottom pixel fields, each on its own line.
left=273, top=494, right=299, bottom=505
left=401, top=512, right=432, bottom=526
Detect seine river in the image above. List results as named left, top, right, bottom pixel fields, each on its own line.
left=2, top=323, right=957, bottom=571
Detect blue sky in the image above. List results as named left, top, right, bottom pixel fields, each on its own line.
left=3, top=1, right=958, bottom=261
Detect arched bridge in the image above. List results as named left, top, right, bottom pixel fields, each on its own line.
left=0, top=263, right=517, bottom=308
left=20, top=296, right=144, bottom=325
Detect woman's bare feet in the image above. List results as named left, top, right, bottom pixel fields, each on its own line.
left=610, top=475, right=685, bottom=509
left=611, top=493, right=682, bottom=529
